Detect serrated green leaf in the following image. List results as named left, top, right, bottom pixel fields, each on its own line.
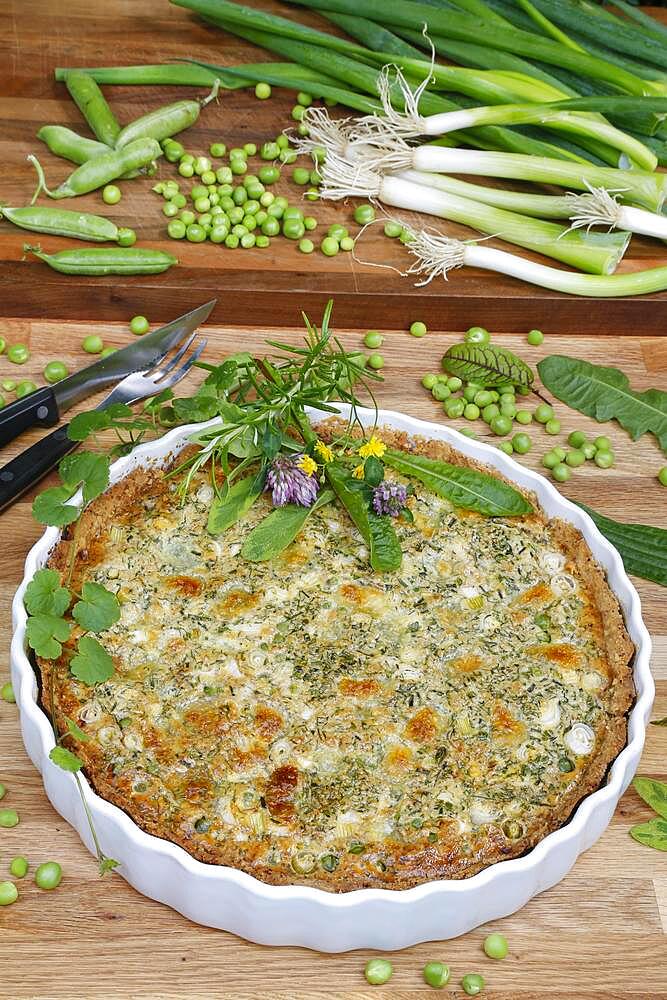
left=242, top=490, right=334, bottom=562
left=326, top=464, right=402, bottom=572
left=32, top=486, right=80, bottom=527
left=24, top=569, right=70, bottom=617
left=59, top=451, right=110, bottom=504
left=70, top=635, right=114, bottom=685
left=633, top=776, right=667, bottom=819
left=64, top=716, right=90, bottom=742
left=67, top=404, right=134, bottom=441
left=442, top=344, right=534, bottom=389
left=629, top=817, right=667, bottom=851
left=72, top=582, right=121, bottom=633
left=26, top=614, right=71, bottom=659
left=49, top=745, right=83, bottom=773
left=207, top=470, right=266, bottom=535
left=538, top=355, right=667, bottom=451
left=384, top=450, right=532, bottom=517
left=99, top=857, right=120, bottom=876
left=203, top=359, right=238, bottom=393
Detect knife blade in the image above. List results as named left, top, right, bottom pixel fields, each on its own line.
left=0, top=299, right=216, bottom=449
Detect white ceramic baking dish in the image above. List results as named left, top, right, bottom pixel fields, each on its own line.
left=10, top=405, right=654, bottom=952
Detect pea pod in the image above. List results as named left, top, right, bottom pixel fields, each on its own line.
left=28, top=138, right=161, bottom=201
left=115, top=79, right=220, bottom=149
left=37, top=125, right=109, bottom=165
left=1, top=205, right=134, bottom=244
left=64, top=71, right=120, bottom=147
left=23, top=243, right=177, bottom=275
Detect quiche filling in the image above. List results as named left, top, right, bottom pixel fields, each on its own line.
left=43, top=432, right=634, bottom=891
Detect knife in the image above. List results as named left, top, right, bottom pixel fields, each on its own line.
left=0, top=299, right=217, bottom=449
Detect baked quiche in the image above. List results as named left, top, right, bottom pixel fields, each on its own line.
left=40, top=427, right=634, bottom=891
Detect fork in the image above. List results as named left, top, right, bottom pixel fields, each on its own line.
left=0, top=333, right=207, bottom=514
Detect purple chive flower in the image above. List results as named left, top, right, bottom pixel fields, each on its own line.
left=372, top=481, right=408, bottom=517
left=266, top=454, right=319, bottom=508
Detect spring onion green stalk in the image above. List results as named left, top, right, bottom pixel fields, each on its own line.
left=287, top=0, right=666, bottom=94
left=398, top=224, right=667, bottom=297
left=607, top=0, right=667, bottom=45
left=565, top=185, right=667, bottom=241
left=317, top=10, right=425, bottom=60
left=54, top=63, right=252, bottom=87
left=315, top=151, right=629, bottom=274
left=514, top=0, right=584, bottom=51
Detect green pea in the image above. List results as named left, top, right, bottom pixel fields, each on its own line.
left=463, top=384, right=481, bottom=402
left=327, top=223, right=348, bottom=241
left=0, top=809, right=19, bottom=828
left=446, top=376, right=462, bottom=391
left=483, top=933, right=508, bottom=960
left=200, top=170, right=217, bottom=186
left=179, top=209, right=195, bottom=226
left=545, top=418, right=561, bottom=435
left=340, top=236, right=354, bottom=251
left=566, top=449, right=586, bottom=467
left=0, top=882, right=18, bottom=906
left=243, top=143, right=257, bottom=157
left=178, top=161, right=194, bottom=177
left=423, top=961, right=450, bottom=988
left=364, top=959, right=393, bottom=985
left=210, top=142, right=226, bottom=158
left=490, top=414, right=512, bottom=436
left=567, top=430, right=587, bottom=448
left=464, top=326, right=490, bottom=345
left=165, top=141, right=185, bottom=162
left=102, top=184, right=121, bottom=205
left=260, top=192, right=275, bottom=208
left=594, top=435, right=612, bottom=451
left=461, top=973, right=485, bottom=996
left=216, top=166, right=233, bottom=184
left=542, top=450, right=559, bottom=470
left=1, top=379, right=16, bottom=392
left=254, top=234, right=269, bottom=248
left=258, top=165, right=280, bottom=185
left=240, top=232, right=256, bottom=249
left=0, top=682, right=15, bottom=703
left=526, top=328, right=544, bottom=346
left=298, top=238, right=314, bottom=253
left=443, top=398, right=464, bottom=419
left=224, top=233, right=239, bottom=249
left=100, top=346, right=116, bottom=359
left=474, top=390, right=494, bottom=408
left=167, top=219, right=186, bottom=239
left=659, top=467, right=667, bottom=487
left=16, top=380, right=37, bottom=399
left=129, top=315, right=149, bottom=336
left=283, top=219, right=305, bottom=240
left=228, top=206, right=244, bottom=225
left=231, top=158, right=247, bottom=176
left=422, top=374, right=438, bottom=390
left=194, top=195, right=211, bottom=213
left=364, top=331, right=384, bottom=349
left=241, top=215, right=257, bottom=231
left=292, top=167, right=310, bottom=185
left=512, top=432, right=531, bottom=454
left=498, top=440, right=514, bottom=455
left=43, top=361, right=68, bottom=383
left=432, top=383, right=450, bottom=401
left=594, top=449, right=614, bottom=469
left=515, top=409, right=532, bottom=425
left=9, top=856, right=28, bottom=878
left=291, top=104, right=305, bottom=121
left=232, top=224, right=248, bottom=238
left=464, top=403, right=480, bottom=420
left=482, top=403, right=500, bottom=423
left=7, top=343, right=29, bottom=365
left=0, top=337, right=6, bottom=354
left=552, top=463, right=571, bottom=483
left=162, top=201, right=179, bottom=218
left=553, top=446, right=567, bottom=460
left=368, top=353, right=385, bottom=370
left=534, top=403, right=554, bottom=424
left=384, top=220, right=403, bottom=238
left=170, top=192, right=187, bottom=208
left=260, top=217, right=280, bottom=238
left=260, top=141, right=280, bottom=161
left=186, top=224, right=207, bottom=243
left=209, top=224, right=230, bottom=244
left=255, top=82, right=271, bottom=99
left=194, top=156, right=212, bottom=175
left=296, top=91, right=313, bottom=106
left=320, top=236, right=339, bottom=256
left=499, top=391, right=515, bottom=403
left=582, top=442, right=597, bottom=460
left=34, top=861, right=62, bottom=890
left=409, top=321, right=427, bottom=338
left=354, top=203, right=376, bottom=225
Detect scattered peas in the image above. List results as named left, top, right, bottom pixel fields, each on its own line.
left=258, top=164, right=280, bottom=185
left=162, top=201, right=179, bottom=218
left=9, top=856, right=28, bottom=879
left=447, top=376, right=463, bottom=391
left=422, top=374, right=438, bottom=390
left=340, top=236, right=354, bottom=251
left=43, top=361, right=68, bottom=383
left=582, top=442, right=597, bottom=460
left=209, top=142, right=226, bottom=158
left=474, top=390, right=494, bottom=408
left=0, top=882, right=18, bottom=906
left=482, top=403, right=499, bottom=423
left=490, top=414, right=512, bottom=436
left=566, top=449, right=586, bottom=467
left=304, top=216, right=317, bottom=231
left=100, top=346, right=116, bottom=359
left=545, top=418, right=561, bottom=435
left=224, top=233, right=239, bottom=249
left=364, top=331, right=384, bottom=349
left=231, top=159, right=247, bottom=176
left=354, top=203, right=376, bottom=225
left=276, top=134, right=290, bottom=150
left=292, top=167, right=310, bottom=185
left=167, top=219, right=187, bottom=239
left=432, top=383, right=450, bottom=402
left=119, top=229, right=139, bottom=248
left=194, top=155, right=212, bottom=175
left=102, top=184, right=121, bottom=205
left=384, top=220, right=403, bottom=238
left=283, top=218, right=305, bottom=240
left=364, top=959, right=393, bottom=986
left=461, top=973, right=485, bottom=995
left=464, top=326, right=490, bottom=345
left=512, top=432, right=531, bottom=454
left=279, top=148, right=297, bottom=165
left=178, top=161, right=194, bottom=177
left=255, top=82, right=272, bottom=99
left=423, top=961, right=450, bottom=988
left=659, top=467, right=667, bottom=487
left=552, top=463, right=571, bottom=483
left=594, top=450, right=614, bottom=469
left=542, top=451, right=559, bottom=469
left=526, top=328, right=544, bottom=346
left=298, top=238, right=314, bottom=254
left=180, top=209, right=196, bottom=226
left=594, top=435, right=612, bottom=451
left=129, top=315, right=149, bottom=336
left=243, top=143, right=257, bottom=157
left=1, top=379, right=16, bottom=392
left=256, top=234, right=270, bottom=248
left=368, top=353, right=385, bottom=370
left=0, top=809, right=19, bottom=828
left=0, top=682, right=15, bottom=703
left=534, top=403, right=554, bottom=424
left=164, top=140, right=184, bottom=162
left=445, top=397, right=465, bottom=419
left=409, top=321, right=427, bottom=338
left=240, top=232, right=256, bottom=249
left=568, top=430, right=587, bottom=449
left=16, top=381, right=37, bottom=399
left=464, top=403, right=480, bottom=420
left=291, top=104, right=305, bottom=121
left=7, top=343, right=29, bottom=365
left=320, top=236, right=339, bottom=256
left=186, top=224, right=207, bottom=243
left=297, top=91, right=313, bottom=106
left=498, top=441, right=514, bottom=455
left=553, top=446, right=567, bottom=461
left=483, top=933, right=508, bottom=960
left=0, top=337, right=6, bottom=354
left=34, top=861, right=62, bottom=890
left=515, top=409, right=532, bottom=425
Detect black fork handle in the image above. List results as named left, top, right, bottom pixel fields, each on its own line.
left=0, top=424, right=79, bottom=514
left=0, top=386, right=60, bottom=447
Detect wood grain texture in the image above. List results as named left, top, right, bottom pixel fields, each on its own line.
left=3, top=1, right=667, bottom=332
left=0, top=316, right=665, bottom=998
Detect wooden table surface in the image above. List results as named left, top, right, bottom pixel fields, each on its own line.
left=3, top=0, right=667, bottom=333
left=0, top=314, right=665, bottom=999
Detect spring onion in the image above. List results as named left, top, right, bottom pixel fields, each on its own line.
left=316, top=151, right=630, bottom=274
left=565, top=185, right=667, bottom=241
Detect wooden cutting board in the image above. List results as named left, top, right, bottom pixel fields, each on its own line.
left=0, top=314, right=665, bottom=999
left=2, top=1, right=667, bottom=333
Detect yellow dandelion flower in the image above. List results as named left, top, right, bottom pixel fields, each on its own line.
left=314, top=440, right=334, bottom=463
left=358, top=434, right=386, bottom=459
left=297, top=454, right=318, bottom=476
left=352, top=463, right=365, bottom=479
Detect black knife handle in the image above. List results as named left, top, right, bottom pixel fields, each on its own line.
left=0, top=386, right=60, bottom=448
left=0, top=423, right=79, bottom=514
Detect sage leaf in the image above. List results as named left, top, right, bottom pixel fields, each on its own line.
left=442, top=344, right=534, bottom=389
left=384, top=450, right=532, bottom=517
left=326, top=464, right=402, bottom=572
left=633, top=777, right=667, bottom=819
left=241, top=490, right=334, bottom=561
left=207, top=469, right=265, bottom=536
left=538, top=355, right=667, bottom=451
left=629, top=817, right=667, bottom=851
left=577, top=503, right=667, bottom=588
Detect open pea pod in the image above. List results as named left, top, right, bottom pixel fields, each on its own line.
left=241, top=489, right=335, bottom=561
left=325, top=463, right=402, bottom=572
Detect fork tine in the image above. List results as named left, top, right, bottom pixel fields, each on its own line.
left=156, top=338, right=208, bottom=391
left=148, top=329, right=198, bottom=379
left=144, top=317, right=203, bottom=373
